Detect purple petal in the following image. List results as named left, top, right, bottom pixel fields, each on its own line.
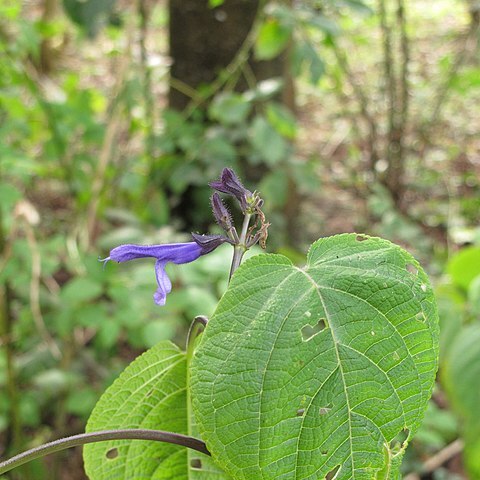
left=153, top=260, right=172, bottom=306
left=109, top=242, right=203, bottom=264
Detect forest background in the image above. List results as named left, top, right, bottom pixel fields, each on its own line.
left=0, top=0, right=480, bottom=478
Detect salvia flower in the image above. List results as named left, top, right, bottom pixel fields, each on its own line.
left=102, top=235, right=229, bottom=306
left=209, top=168, right=253, bottom=212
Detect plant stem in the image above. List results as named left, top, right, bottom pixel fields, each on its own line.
left=229, top=213, right=251, bottom=281
left=186, top=315, right=208, bottom=359
left=185, top=316, right=209, bottom=469
left=0, top=429, right=210, bottom=475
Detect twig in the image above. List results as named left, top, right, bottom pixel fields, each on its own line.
left=332, top=42, right=380, bottom=170
left=0, top=429, right=210, bottom=475
left=425, top=14, right=479, bottom=136
left=382, top=0, right=411, bottom=203
left=378, top=0, right=397, bottom=155
left=24, top=223, right=62, bottom=359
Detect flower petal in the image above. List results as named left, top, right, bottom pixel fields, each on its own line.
left=109, top=242, right=203, bottom=264
left=153, top=260, right=172, bottom=306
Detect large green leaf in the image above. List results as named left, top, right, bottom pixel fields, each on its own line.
left=84, top=340, right=229, bottom=479
left=191, top=234, right=439, bottom=479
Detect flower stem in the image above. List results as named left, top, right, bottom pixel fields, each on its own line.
left=186, top=315, right=208, bottom=361
left=229, top=213, right=251, bottom=281
left=0, top=429, right=210, bottom=475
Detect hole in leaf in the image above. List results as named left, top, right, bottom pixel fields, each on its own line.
left=389, top=428, right=410, bottom=454
left=325, top=465, right=341, bottom=479
left=106, top=448, right=118, bottom=459
left=406, top=263, right=418, bottom=275
left=321, top=450, right=328, bottom=456
left=356, top=235, right=368, bottom=242
left=319, top=404, right=332, bottom=415
left=146, top=389, right=154, bottom=397
left=297, top=408, right=305, bottom=417
left=421, top=284, right=427, bottom=292
left=416, top=311, right=425, bottom=322
left=301, top=319, right=326, bottom=341
left=190, top=458, right=202, bottom=469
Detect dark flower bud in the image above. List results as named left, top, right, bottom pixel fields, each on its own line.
left=211, top=193, right=233, bottom=231
left=209, top=168, right=253, bottom=212
left=191, top=233, right=232, bottom=254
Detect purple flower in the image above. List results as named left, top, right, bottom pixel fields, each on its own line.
left=209, top=168, right=253, bottom=211
left=103, top=235, right=228, bottom=306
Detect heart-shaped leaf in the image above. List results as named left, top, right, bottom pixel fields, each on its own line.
left=191, top=234, right=439, bottom=479
left=84, top=340, right=229, bottom=479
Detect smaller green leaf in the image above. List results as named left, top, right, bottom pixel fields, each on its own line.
left=84, top=341, right=229, bottom=479
left=259, top=170, right=288, bottom=208
left=141, top=320, right=177, bottom=348
left=60, top=277, right=103, bottom=305
left=209, top=93, right=251, bottom=125
left=293, top=40, right=325, bottom=84
left=307, top=14, right=340, bottom=36
left=447, top=246, right=480, bottom=291
left=66, top=388, right=99, bottom=418
left=255, top=19, right=291, bottom=60
left=265, top=103, right=297, bottom=139
left=339, top=0, right=374, bottom=15
left=250, top=116, right=289, bottom=165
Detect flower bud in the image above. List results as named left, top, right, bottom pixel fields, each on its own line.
left=209, top=168, right=253, bottom=212
left=191, top=233, right=232, bottom=254
left=211, top=193, right=233, bottom=231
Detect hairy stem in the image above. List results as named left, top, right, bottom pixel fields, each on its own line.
left=185, top=316, right=209, bottom=470
left=0, top=429, right=210, bottom=475
left=229, top=213, right=251, bottom=281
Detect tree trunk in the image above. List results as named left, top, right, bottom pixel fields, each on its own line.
left=168, top=0, right=284, bottom=110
